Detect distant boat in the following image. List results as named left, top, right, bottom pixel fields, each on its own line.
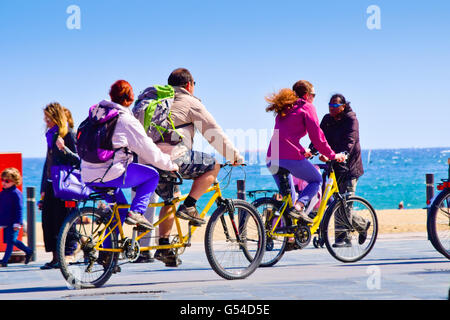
left=367, top=149, right=372, bottom=165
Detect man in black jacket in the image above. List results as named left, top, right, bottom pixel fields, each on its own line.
left=310, top=94, right=369, bottom=247
left=315, top=94, right=363, bottom=191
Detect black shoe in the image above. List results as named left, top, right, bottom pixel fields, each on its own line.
left=97, top=252, right=121, bottom=273
left=24, top=251, right=33, bottom=265
left=332, top=238, right=352, bottom=248
left=284, top=241, right=300, bottom=252
left=40, top=261, right=59, bottom=270
left=175, top=205, right=205, bottom=226
left=132, top=252, right=155, bottom=264
left=358, top=221, right=371, bottom=245
left=154, top=249, right=182, bottom=267
left=0, top=262, right=7, bottom=267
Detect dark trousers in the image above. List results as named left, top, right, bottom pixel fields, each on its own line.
left=41, top=181, right=72, bottom=253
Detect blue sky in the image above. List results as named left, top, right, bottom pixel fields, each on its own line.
left=1, top=0, right=449, bottom=158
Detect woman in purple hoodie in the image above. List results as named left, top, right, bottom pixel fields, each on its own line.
left=266, top=80, right=346, bottom=223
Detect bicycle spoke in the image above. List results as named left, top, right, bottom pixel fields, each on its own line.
left=58, top=207, right=119, bottom=288
left=324, top=196, right=377, bottom=262
left=252, top=198, right=288, bottom=267
left=205, top=200, right=265, bottom=279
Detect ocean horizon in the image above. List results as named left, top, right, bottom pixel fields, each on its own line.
left=20, top=147, right=450, bottom=223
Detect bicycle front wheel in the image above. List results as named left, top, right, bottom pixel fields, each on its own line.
left=428, top=188, right=450, bottom=259
left=57, top=206, right=119, bottom=289
left=204, top=199, right=265, bottom=280
left=252, top=197, right=288, bottom=267
left=322, top=196, right=378, bottom=263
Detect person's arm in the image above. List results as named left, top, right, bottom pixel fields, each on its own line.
left=40, top=156, right=48, bottom=196
left=339, top=117, right=359, bottom=154
left=12, top=191, right=23, bottom=230
left=190, top=102, right=243, bottom=163
left=120, top=114, right=178, bottom=171
left=55, top=133, right=80, bottom=167
left=308, top=116, right=327, bottom=156
left=304, top=105, right=336, bottom=160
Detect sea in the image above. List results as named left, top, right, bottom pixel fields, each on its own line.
left=22, top=147, right=450, bottom=223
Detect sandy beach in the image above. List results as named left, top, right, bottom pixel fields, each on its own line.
left=22, top=208, right=428, bottom=247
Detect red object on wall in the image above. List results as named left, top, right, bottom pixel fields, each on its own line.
left=0, top=153, right=24, bottom=252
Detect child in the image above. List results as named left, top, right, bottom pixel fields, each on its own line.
left=0, top=168, right=33, bottom=267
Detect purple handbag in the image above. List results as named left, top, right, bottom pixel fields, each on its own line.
left=51, top=165, right=93, bottom=200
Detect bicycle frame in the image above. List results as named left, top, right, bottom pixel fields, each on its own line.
left=268, top=167, right=339, bottom=238
left=93, top=182, right=223, bottom=253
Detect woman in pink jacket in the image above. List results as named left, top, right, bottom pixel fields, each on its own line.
left=266, top=80, right=346, bottom=223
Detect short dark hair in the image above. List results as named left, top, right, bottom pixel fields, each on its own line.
left=168, top=68, right=194, bottom=86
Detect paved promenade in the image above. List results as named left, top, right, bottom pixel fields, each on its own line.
left=0, top=233, right=448, bottom=301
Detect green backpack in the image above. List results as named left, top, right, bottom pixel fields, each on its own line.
left=132, top=85, right=188, bottom=145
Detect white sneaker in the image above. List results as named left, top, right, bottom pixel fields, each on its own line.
left=125, top=211, right=154, bottom=230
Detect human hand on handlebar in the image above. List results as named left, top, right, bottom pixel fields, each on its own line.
left=334, top=153, right=347, bottom=163
left=319, top=153, right=347, bottom=163
left=304, top=148, right=313, bottom=159
left=232, top=156, right=245, bottom=167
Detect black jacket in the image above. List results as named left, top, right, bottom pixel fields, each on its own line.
left=311, top=106, right=364, bottom=180
left=40, top=128, right=80, bottom=194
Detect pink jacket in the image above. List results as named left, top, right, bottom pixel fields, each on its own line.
left=267, top=99, right=336, bottom=161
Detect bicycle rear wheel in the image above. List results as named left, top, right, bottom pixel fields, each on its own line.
left=204, top=199, right=265, bottom=280
left=428, top=188, right=450, bottom=259
left=252, top=197, right=288, bottom=267
left=57, top=206, right=119, bottom=289
left=323, top=196, right=378, bottom=262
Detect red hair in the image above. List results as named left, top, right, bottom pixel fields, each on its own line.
left=109, top=80, right=134, bottom=106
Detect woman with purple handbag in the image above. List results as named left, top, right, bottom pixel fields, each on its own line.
left=39, top=102, right=80, bottom=270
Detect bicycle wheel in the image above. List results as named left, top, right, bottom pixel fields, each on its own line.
left=428, top=188, right=450, bottom=259
left=322, top=196, right=378, bottom=262
left=57, top=206, right=119, bottom=289
left=204, top=199, right=265, bottom=280
left=252, top=197, right=288, bottom=267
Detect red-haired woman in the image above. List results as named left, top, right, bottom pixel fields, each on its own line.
left=80, top=80, right=178, bottom=230
left=266, top=81, right=346, bottom=223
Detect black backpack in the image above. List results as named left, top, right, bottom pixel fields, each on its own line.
left=76, top=103, right=120, bottom=163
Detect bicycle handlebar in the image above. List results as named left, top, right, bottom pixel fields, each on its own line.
left=220, top=162, right=247, bottom=168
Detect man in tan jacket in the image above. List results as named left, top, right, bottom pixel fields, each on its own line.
left=154, top=68, right=244, bottom=266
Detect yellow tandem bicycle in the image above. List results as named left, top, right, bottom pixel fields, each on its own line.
left=56, top=164, right=265, bottom=288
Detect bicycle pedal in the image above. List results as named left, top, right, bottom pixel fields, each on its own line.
left=188, top=221, right=204, bottom=227
left=133, top=225, right=149, bottom=232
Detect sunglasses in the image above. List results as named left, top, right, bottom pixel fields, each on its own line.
left=329, top=103, right=345, bottom=108
left=1, top=179, right=11, bottom=183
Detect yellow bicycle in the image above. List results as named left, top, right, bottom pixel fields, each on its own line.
left=56, top=164, right=265, bottom=288
left=252, top=160, right=378, bottom=266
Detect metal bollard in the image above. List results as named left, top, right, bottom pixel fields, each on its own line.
left=426, top=174, right=434, bottom=206
left=237, top=180, right=246, bottom=230
left=237, top=180, right=246, bottom=201
left=448, top=158, right=450, bottom=179
left=26, top=187, right=36, bottom=262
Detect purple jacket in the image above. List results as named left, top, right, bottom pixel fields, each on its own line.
left=267, top=99, right=336, bottom=161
